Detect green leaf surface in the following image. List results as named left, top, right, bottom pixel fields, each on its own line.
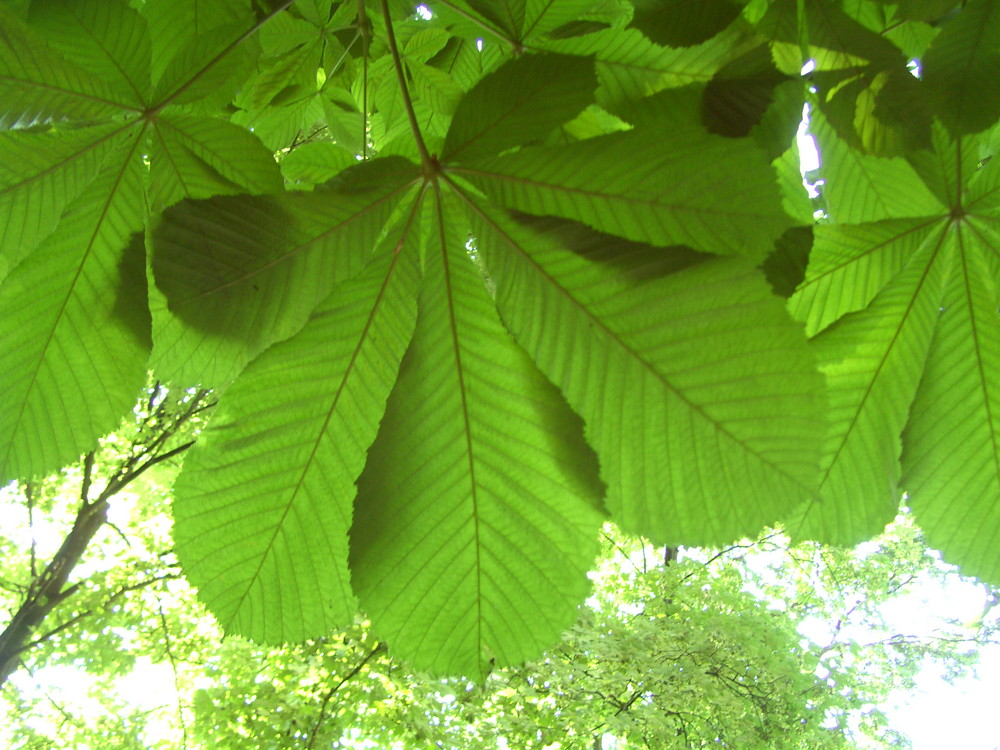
left=351, top=192, right=604, bottom=677
left=150, top=157, right=418, bottom=385
left=280, top=142, right=358, bottom=187
left=923, top=0, right=1000, bottom=137
left=701, top=44, right=790, bottom=138
left=0, top=124, right=128, bottom=270
left=788, top=219, right=942, bottom=336
left=810, top=108, right=945, bottom=223
left=0, top=146, right=150, bottom=482
left=902, top=218, right=1000, bottom=581
left=143, top=0, right=253, bottom=84
left=0, top=5, right=137, bottom=128
left=442, top=52, right=596, bottom=162
left=457, top=125, right=791, bottom=258
left=151, top=23, right=259, bottom=108
left=147, top=112, right=283, bottom=210
left=27, top=0, right=151, bottom=106
left=788, top=236, right=948, bottom=544
left=629, top=0, right=744, bottom=47
left=172, top=244, right=420, bottom=642
left=539, top=25, right=759, bottom=114
left=470, top=209, right=824, bottom=544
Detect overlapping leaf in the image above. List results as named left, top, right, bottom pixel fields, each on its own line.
left=456, top=123, right=791, bottom=258
left=8, top=0, right=1000, bottom=676
left=788, top=128, right=1000, bottom=572
left=0, top=143, right=149, bottom=482
left=150, top=158, right=418, bottom=385
left=351, top=192, right=605, bottom=677
left=0, top=0, right=284, bottom=479
left=467, top=208, right=824, bottom=544
left=172, top=238, right=420, bottom=642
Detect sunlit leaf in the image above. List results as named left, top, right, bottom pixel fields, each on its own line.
left=351, top=192, right=604, bottom=677
left=470, top=209, right=824, bottom=544
left=173, top=241, right=420, bottom=641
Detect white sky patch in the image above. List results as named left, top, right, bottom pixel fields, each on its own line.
left=476, top=38, right=484, bottom=51
left=415, top=4, right=432, bottom=20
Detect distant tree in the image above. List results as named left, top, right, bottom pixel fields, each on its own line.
left=3, top=468, right=994, bottom=749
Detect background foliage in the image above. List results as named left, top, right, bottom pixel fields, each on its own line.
left=1, top=0, right=1000, bottom=678
left=4, top=436, right=994, bottom=748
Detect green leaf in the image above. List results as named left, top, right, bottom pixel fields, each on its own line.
left=701, top=44, right=790, bottom=138
left=923, top=0, right=1000, bottom=137
left=464, top=0, right=526, bottom=38
left=523, top=0, right=602, bottom=39
left=350, top=192, right=604, bottom=677
left=280, top=142, right=357, bottom=187
left=151, top=23, right=259, bottom=108
left=455, top=123, right=791, bottom=259
left=761, top=225, right=812, bottom=298
left=27, top=0, right=151, bottom=106
left=0, top=5, right=136, bottom=128
left=788, top=231, right=948, bottom=544
left=810, top=107, right=945, bottom=223
left=150, top=157, right=418, bottom=386
left=788, top=219, right=942, bottom=337
left=471, top=210, right=824, bottom=544
left=629, top=0, right=744, bottom=47
left=0, top=124, right=129, bottom=270
left=143, top=0, right=253, bottom=85
left=442, top=53, right=597, bottom=162
left=172, top=242, right=420, bottom=642
left=147, top=112, right=283, bottom=210
left=540, top=25, right=758, bottom=113
left=902, top=219, right=1000, bottom=581
left=0, top=145, right=150, bottom=482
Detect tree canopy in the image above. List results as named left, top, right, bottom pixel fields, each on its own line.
left=5, top=438, right=991, bottom=749
left=1, top=0, right=1000, bottom=677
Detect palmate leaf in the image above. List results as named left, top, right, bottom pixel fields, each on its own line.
left=350, top=191, right=605, bottom=677
left=467, top=207, right=824, bottom=544
left=13, top=0, right=1000, bottom=677
left=172, top=240, right=420, bottom=642
left=0, top=0, right=293, bottom=479
left=455, top=121, right=791, bottom=258
left=0, top=142, right=149, bottom=482
left=787, top=135, right=1000, bottom=572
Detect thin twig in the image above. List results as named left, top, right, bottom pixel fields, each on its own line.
left=158, top=602, right=189, bottom=750
left=307, top=642, right=386, bottom=748
left=25, top=483, right=37, bottom=578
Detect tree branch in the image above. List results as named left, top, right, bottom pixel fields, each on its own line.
left=0, top=391, right=212, bottom=689
left=307, top=641, right=386, bottom=748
